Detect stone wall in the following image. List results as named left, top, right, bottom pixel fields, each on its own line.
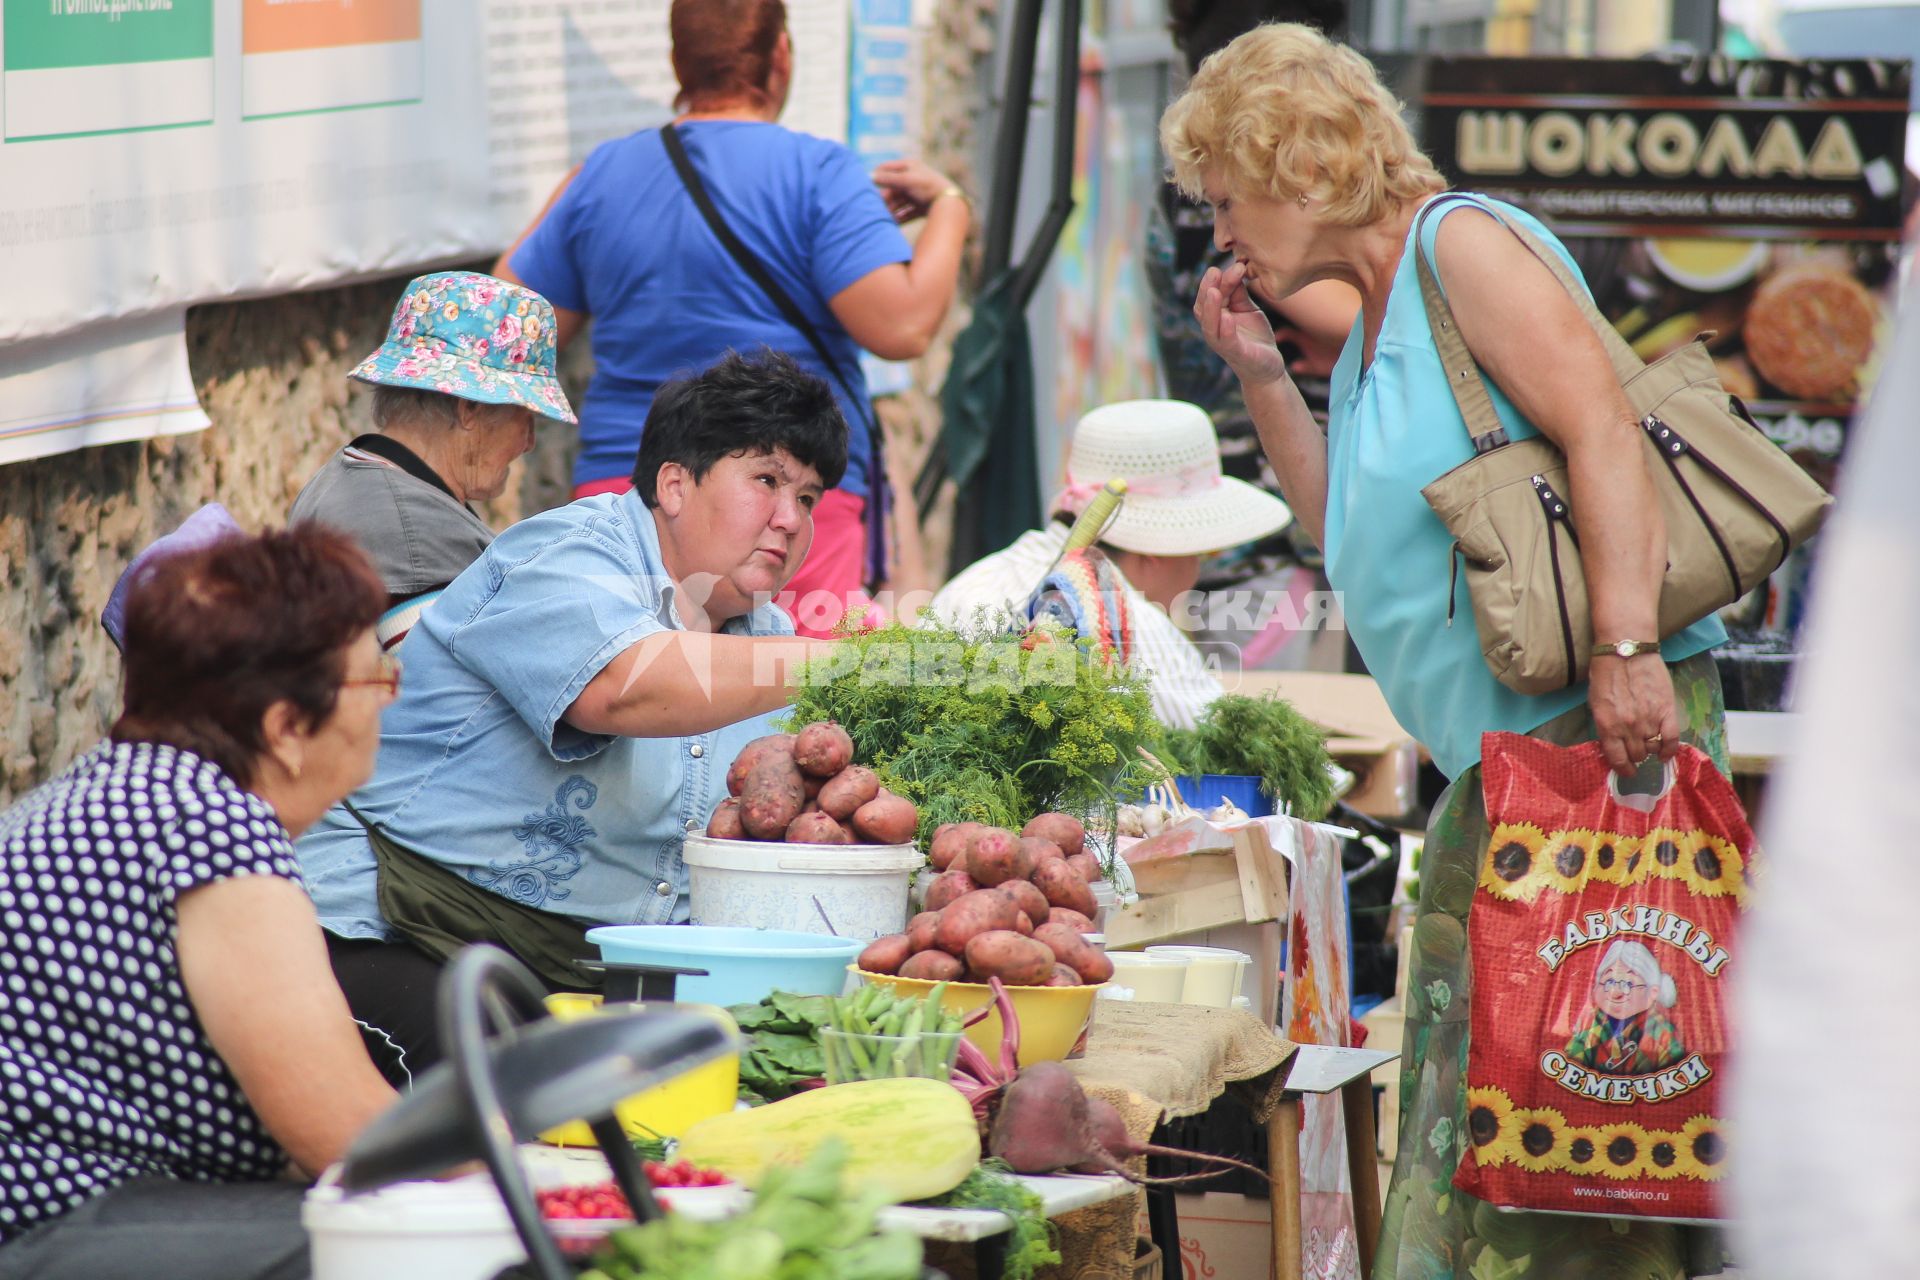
left=0, top=268, right=580, bottom=806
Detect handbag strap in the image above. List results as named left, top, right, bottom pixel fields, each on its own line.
left=658, top=123, right=878, bottom=442
left=1412, top=193, right=1648, bottom=454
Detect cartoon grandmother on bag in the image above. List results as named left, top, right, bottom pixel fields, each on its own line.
left=1565, top=940, right=1689, bottom=1075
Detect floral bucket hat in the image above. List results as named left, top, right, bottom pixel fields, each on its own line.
left=348, top=271, right=577, bottom=424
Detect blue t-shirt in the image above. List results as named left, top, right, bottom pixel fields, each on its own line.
left=296, top=491, right=794, bottom=939
left=1324, top=194, right=1725, bottom=780
left=510, top=121, right=910, bottom=495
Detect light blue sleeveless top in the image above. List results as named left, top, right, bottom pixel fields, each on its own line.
left=1323, top=193, right=1726, bottom=780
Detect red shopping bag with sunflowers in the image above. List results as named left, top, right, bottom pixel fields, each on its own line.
left=1454, top=733, right=1753, bottom=1220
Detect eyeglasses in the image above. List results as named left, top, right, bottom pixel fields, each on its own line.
left=1596, top=978, right=1648, bottom=996
left=341, top=652, right=403, bottom=698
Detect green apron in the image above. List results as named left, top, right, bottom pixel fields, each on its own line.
left=344, top=802, right=601, bottom=993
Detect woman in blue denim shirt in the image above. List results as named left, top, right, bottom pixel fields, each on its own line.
left=296, top=351, right=846, bottom=1084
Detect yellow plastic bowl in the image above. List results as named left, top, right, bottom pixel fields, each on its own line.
left=852, top=965, right=1105, bottom=1067
left=537, top=993, right=741, bottom=1147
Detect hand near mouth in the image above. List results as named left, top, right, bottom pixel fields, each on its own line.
left=1195, top=261, right=1287, bottom=386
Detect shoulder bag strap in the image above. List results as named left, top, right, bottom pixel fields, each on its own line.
left=658, top=123, right=878, bottom=440
left=1412, top=193, right=1648, bottom=455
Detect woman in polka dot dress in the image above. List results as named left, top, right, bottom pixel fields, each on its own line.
left=0, top=527, right=399, bottom=1280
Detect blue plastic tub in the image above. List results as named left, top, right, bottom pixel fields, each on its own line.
left=584, top=925, right=863, bottom=1007
left=1175, top=773, right=1275, bottom=819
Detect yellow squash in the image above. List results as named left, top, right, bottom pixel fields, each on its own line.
left=677, top=1076, right=979, bottom=1203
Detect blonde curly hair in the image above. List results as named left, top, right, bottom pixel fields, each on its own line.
left=1159, top=23, right=1445, bottom=227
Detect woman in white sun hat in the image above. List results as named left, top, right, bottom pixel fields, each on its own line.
left=926, top=399, right=1291, bottom=729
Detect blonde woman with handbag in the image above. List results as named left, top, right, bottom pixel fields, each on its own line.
left=1161, top=24, right=1750, bottom=1278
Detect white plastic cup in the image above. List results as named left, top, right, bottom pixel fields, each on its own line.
left=1089, top=877, right=1118, bottom=932
left=1144, top=945, right=1252, bottom=1008
left=1106, top=951, right=1189, bottom=1002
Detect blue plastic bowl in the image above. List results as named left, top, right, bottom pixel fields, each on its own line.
left=584, top=925, right=863, bottom=1007
left=1176, top=773, right=1275, bottom=818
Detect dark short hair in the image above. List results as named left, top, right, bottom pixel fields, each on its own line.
left=671, top=0, right=787, bottom=114
left=631, top=349, right=848, bottom=505
left=1167, top=1, right=1346, bottom=69
left=111, top=525, right=387, bottom=787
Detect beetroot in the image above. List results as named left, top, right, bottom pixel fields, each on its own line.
left=987, top=1062, right=1100, bottom=1176
left=947, top=982, right=1272, bottom=1191
left=988, top=1061, right=1274, bottom=1185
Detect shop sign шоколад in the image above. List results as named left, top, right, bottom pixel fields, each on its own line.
left=1420, top=55, right=1908, bottom=635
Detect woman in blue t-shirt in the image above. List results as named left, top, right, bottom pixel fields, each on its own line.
left=1160, top=22, right=1731, bottom=1279
left=497, top=0, right=969, bottom=637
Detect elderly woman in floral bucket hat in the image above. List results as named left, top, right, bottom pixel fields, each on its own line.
left=291, top=271, right=576, bottom=648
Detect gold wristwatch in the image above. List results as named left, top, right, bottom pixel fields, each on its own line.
left=1592, top=639, right=1659, bottom=660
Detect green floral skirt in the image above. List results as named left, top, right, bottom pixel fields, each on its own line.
left=1372, top=653, right=1728, bottom=1280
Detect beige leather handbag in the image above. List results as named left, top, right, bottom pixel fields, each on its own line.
left=1415, top=195, right=1832, bottom=695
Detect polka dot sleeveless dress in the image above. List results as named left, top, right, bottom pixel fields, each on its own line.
left=0, top=740, right=301, bottom=1243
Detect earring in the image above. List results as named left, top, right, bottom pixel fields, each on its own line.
left=1297, top=193, right=1309, bottom=210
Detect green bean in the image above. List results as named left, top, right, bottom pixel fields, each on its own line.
left=843, top=1030, right=874, bottom=1077
left=895, top=1004, right=925, bottom=1076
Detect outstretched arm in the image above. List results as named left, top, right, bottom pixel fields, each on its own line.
left=565, top=632, right=841, bottom=738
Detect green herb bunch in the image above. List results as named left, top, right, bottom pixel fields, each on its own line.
left=1160, top=692, right=1336, bottom=821
left=782, top=620, right=1159, bottom=843
left=919, top=1159, right=1061, bottom=1280
left=579, top=1140, right=921, bottom=1280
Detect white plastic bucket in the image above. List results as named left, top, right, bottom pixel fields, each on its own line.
left=303, top=1178, right=523, bottom=1280
left=680, top=835, right=924, bottom=941
left=1145, top=945, right=1252, bottom=1008
left=1107, top=951, right=1189, bottom=1002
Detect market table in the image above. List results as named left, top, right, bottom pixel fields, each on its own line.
left=524, top=1144, right=1135, bottom=1280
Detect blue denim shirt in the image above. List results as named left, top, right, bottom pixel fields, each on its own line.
left=297, top=491, right=793, bottom=940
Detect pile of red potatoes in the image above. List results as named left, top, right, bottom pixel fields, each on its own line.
left=706, top=722, right=920, bottom=846
left=857, top=815, right=1114, bottom=987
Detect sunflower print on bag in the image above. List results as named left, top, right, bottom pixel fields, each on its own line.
left=1466, top=1086, right=1519, bottom=1166
left=1479, top=822, right=1550, bottom=902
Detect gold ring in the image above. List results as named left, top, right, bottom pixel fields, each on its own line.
left=1648, top=734, right=1664, bottom=745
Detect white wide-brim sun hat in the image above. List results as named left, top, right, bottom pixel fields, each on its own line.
left=1052, top=399, right=1292, bottom=557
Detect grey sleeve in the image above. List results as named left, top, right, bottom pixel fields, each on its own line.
left=290, top=460, right=493, bottom=597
